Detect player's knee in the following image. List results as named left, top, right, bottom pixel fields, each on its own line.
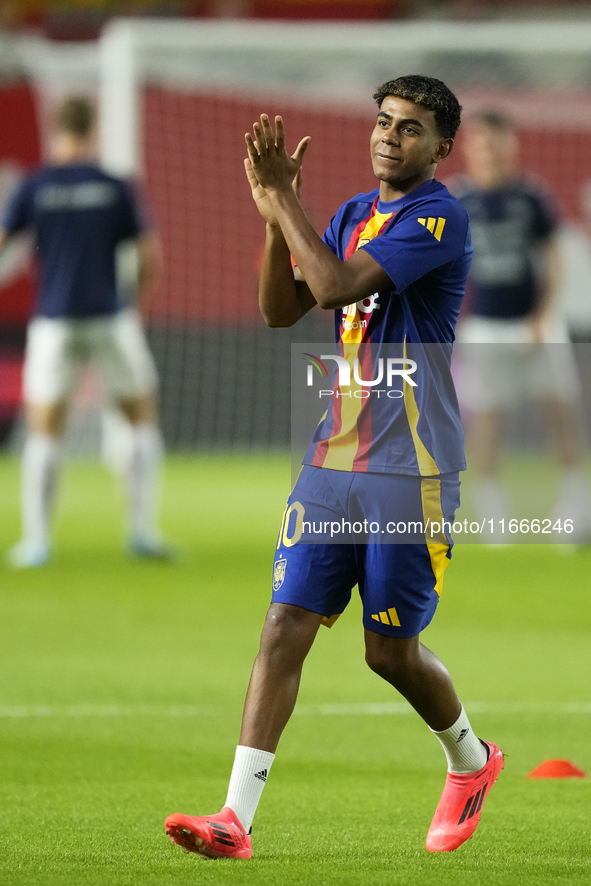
left=263, top=604, right=305, bottom=640
left=365, top=646, right=394, bottom=678
left=259, top=603, right=319, bottom=660
left=26, top=401, right=67, bottom=437
left=364, top=636, right=417, bottom=680
left=263, top=604, right=292, bottom=640
left=118, top=393, right=158, bottom=425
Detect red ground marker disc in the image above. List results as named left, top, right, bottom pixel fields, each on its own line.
left=527, top=759, right=587, bottom=779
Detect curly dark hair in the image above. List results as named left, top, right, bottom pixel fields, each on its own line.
left=373, top=75, right=462, bottom=139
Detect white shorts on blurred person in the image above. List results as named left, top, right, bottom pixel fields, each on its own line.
left=23, top=307, right=158, bottom=405
left=456, top=315, right=580, bottom=414
left=455, top=314, right=591, bottom=544
left=8, top=306, right=170, bottom=569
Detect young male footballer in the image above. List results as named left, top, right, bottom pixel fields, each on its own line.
left=0, top=97, right=169, bottom=567
left=166, top=75, right=503, bottom=858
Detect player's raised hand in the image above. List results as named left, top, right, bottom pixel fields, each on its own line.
left=292, top=166, right=303, bottom=200
left=244, top=119, right=307, bottom=223
left=244, top=156, right=279, bottom=224
left=245, top=115, right=310, bottom=194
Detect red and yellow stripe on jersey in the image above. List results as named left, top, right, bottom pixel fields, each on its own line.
left=313, top=201, right=395, bottom=472
left=304, top=179, right=471, bottom=478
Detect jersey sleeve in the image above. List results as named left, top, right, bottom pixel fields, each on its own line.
left=116, top=179, right=149, bottom=241
left=322, top=211, right=340, bottom=256
left=1, top=179, right=33, bottom=235
left=530, top=188, right=559, bottom=240
left=359, top=202, right=470, bottom=293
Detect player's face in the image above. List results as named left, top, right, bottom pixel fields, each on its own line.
left=370, top=96, right=452, bottom=199
left=461, top=122, right=518, bottom=186
left=49, top=128, right=97, bottom=165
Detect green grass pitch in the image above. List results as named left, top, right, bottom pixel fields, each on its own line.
left=0, top=452, right=590, bottom=885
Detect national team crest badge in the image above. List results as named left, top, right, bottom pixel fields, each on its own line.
left=273, top=558, right=287, bottom=591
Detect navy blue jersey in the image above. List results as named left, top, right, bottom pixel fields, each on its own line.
left=324, top=179, right=472, bottom=345
left=451, top=176, right=558, bottom=319
left=1, top=164, right=146, bottom=318
left=303, top=178, right=472, bottom=476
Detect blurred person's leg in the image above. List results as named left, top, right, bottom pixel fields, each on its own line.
left=467, top=409, right=510, bottom=532
left=7, top=318, right=81, bottom=568
left=468, top=409, right=505, bottom=476
left=456, top=323, right=531, bottom=540
left=93, top=309, right=170, bottom=556
left=529, top=343, right=591, bottom=541
left=457, top=342, right=512, bottom=537
left=542, top=397, right=591, bottom=541
left=117, top=393, right=169, bottom=556
left=543, top=398, right=586, bottom=468
left=8, top=401, right=67, bottom=567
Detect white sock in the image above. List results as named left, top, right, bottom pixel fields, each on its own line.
left=430, top=705, right=488, bottom=774
left=224, top=745, right=275, bottom=832
left=20, top=433, right=61, bottom=546
left=125, top=423, right=163, bottom=540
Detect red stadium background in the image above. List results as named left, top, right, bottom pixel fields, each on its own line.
left=0, top=84, right=40, bottom=439
left=2, top=84, right=589, bottom=330
left=142, top=87, right=591, bottom=327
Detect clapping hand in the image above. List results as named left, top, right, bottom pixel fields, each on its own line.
left=244, top=115, right=309, bottom=224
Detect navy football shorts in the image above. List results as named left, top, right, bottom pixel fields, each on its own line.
left=271, top=466, right=461, bottom=638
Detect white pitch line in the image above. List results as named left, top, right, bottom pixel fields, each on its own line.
left=0, top=705, right=217, bottom=718
left=295, top=701, right=591, bottom=716
left=0, top=701, right=590, bottom=718
left=295, top=702, right=412, bottom=716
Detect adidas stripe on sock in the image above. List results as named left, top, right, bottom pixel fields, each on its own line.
left=224, top=745, right=275, bottom=832
left=430, top=705, right=488, bottom=774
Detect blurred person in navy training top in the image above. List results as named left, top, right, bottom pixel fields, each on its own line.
left=0, top=97, right=171, bottom=568
left=165, top=76, right=504, bottom=861
left=452, top=111, right=591, bottom=539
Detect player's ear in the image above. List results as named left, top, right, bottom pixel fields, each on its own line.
left=434, top=138, right=454, bottom=163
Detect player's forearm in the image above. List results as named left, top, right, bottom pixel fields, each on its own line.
left=136, top=234, right=163, bottom=303
left=538, top=239, right=562, bottom=315
left=259, top=223, right=315, bottom=327
left=268, top=188, right=363, bottom=310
